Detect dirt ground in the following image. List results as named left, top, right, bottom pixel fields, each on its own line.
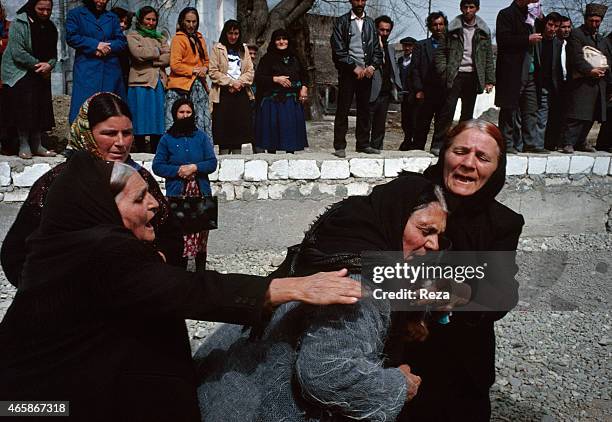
left=40, top=96, right=601, bottom=154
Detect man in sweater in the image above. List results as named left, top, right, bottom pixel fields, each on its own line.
left=366, top=15, right=402, bottom=150
left=433, top=0, right=495, bottom=154
left=330, top=0, right=383, bottom=157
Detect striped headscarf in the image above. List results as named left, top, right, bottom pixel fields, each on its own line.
left=69, top=92, right=122, bottom=158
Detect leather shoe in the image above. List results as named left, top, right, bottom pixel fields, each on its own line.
left=562, top=145, right=574, bottom=154
left=333, top=149, right=346, bottom=158
left=576, top=144, right=597, bottom=152
left=356, top=146, right=380, bottom=154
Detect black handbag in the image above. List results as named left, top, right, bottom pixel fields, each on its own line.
left=167, top=195, right=218, bottom=234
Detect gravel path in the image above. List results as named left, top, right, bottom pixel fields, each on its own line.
left=0, top=233, right=610, bottom=421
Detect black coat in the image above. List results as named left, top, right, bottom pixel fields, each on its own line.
left=495, top=1, right=537, bottom=109
left=565, top=24, right=612, bottom=122
left=330, top=11, right=383, bottom=71
left=412, top=37, right=443, bottom=94
left=545, top=36, right=564, bottom=94
left=0, top=152, right=271, bottom=422
left=394, top=140, right=524, bottom=422
left=397, top=54, right=417, bottom=97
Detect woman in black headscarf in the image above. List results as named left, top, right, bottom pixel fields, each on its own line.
left=0, top=0, right=57, bottom=158
left=394, top=119, right=525, bottom=422
left=194, top=174, right=449, bottom=421
left=254, top=28, right=308, bottom=153
left=0, top=151, right=361, bottom=422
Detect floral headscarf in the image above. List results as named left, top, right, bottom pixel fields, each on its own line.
left=69, top=92, right=122, bottom=158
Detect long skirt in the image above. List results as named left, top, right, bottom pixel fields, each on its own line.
left=212, top=88, right=253, bottom=150
left=255, top=96, right=308, bottom=152
left=165, top=79, right=212, bottom=140
left=182, top=179, right=209, bottom=259
left=127, top=80, right=165, bottom=136
left=1, top=72, right=54, bottom=131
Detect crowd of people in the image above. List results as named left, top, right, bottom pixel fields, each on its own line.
left=332, top=0, right=611, bottom=156
left=0, top=1, right=555, bottom=421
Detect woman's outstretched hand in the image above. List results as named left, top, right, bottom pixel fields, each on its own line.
left=266, top=269, right=362, bottom=308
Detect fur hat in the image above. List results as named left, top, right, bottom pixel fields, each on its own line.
left=585, top=3, right=608, bottom=18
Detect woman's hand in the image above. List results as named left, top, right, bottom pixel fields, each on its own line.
left=231, top=80, right=243, bottom=91
left=266, top=269, right=362, bottom=307
left=273, top=75, right=292, bottom=88
left=398, top=364, right=421, bottom=402
left=96, top=42, right=111, bottom=56
left=299, top=86, right=308, bottom=103
left=177, top=164, right=197, bottom=179
left=34, top=62, right=52, bottom=75
left=192, top=66, right=202, bottom=75
left=197, top=67, right=208, bottom=78
left=160, top=45, right=171, bottom=55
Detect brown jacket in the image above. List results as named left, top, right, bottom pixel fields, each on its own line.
left=209, top=42, right=254, bottom=110
left=167, top=31, right=208, bottom=92
left=127, top=32, right=169, bottom=89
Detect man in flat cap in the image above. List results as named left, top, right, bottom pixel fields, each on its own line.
left=561, top=2, right=612, bottom=153
left=398, top=36, right=418, bottom=150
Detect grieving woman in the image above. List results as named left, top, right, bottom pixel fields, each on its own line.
left=0, top=93, right=184, bottom=286
left=153, top=98, right=216, bottom=271
left=66, top=0, right=127, bottom=123
left=0, top=0, right=57, bottom=159
left=166, top=7, right=211, bottom=138
left=394, top=119, right=525, bottom=422
left=195, top=174, right=449, bottom=421
left=127, top=5, right=169, bottom=152
left=254, top=29, right=308, bottom=153
left=209, top=19, right=254, bottom=154
left=0, top=151, right=362, bottom=421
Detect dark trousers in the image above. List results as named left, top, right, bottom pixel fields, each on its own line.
left=368, top=92, right=391, bottom=150
left=413, top=86, right=446, bottom=151
left=432, top=72, right=479, bottom=150
left=563, top=118, right=594, bottom=147
left=498, top=74, right=539, bottom=150
left=333, top=69, right=373, bottom=151
left=596, top=107, right=612, bottom=151
left=545, top=83, right=567, bottom=150
left=399, top=96, right=418, bottom=150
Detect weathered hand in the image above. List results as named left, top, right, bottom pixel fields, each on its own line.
left=485, top=84, right=494, bottom=93
left=399, top=364, right=421, bottom=402
left=177, top=164, right=197, bottom=179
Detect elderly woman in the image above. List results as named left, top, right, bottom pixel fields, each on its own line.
left=194, top=174, right=450, bottom=421
left=127, top=5, right=169, bottom=152
left=66, top=0, right=127, bottom=123
left=153, top=98, right=215, bottom=271
left=254, top=29, right=308, bottom=153
left=394, top=119, right=525, bottom=422
left=0, top=151, right=362, bottom=421
left=209, top=19, right=254, bottom=154
left=0, top=0, right=57, bottom=159
left=166, top=7, right=211, bottom=138
left=0, top=93, right=183, bottom=286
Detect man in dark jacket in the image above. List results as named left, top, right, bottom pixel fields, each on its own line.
left=366, top=15, right=402, bottom=150
left=411, top=11, right=448, bottom=153
left=331, top=0, right=383, bottom=157
left=433, top=0, right=495, bottom=153
left=595, top=30, right=612, bottom=152
left=536, top=12, right=563, bottom=151
left=398, top=37, right=418, bottom=150
left=495, top=0, right=543, bottom=154
left=561, top=3, right=612, bottom=153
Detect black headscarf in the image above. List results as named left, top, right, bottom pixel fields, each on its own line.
left=167, top=97, right=197, bottom=137
left=423, top=128, right=506, bottom=216
left=177, top=7, right=207, bottom=59
left=305, top=174, right=440, bottom=256
left=218, top=19, right=244, bottom=52
left=20, top=152, right=129, bottom=290
left=18, top=0, right=58, bottom=62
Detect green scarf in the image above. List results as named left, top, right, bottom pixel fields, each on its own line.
left=136, top=23, right=163, bottom=41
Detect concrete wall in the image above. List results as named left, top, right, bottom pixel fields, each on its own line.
left=1, top=152, right=610, bottom=253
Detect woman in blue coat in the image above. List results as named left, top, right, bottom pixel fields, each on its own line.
left=153, top=98, right=217, bottom=272
left=66, top=0, right=127, bottom=123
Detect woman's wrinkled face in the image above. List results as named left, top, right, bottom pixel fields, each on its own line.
left=142, top=11, right=157, bottom=30
left=274, top=35, right=288, bottom=50
left=226, top=28, right=240, bottom=45
left=92, top=115, right=134, bottom=162
left=94, top=0, right=107, bottom=12
left=442, top=128, right=500, bottom=197
left=182, top=12, right=198, bottom=34
left=402, top=202, right=447, bottom=257
left=115, top=173, right=159, bottom=242
left=34, top=0, right=52, bottom=20
left=176, top=104, right=193, bottom=119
